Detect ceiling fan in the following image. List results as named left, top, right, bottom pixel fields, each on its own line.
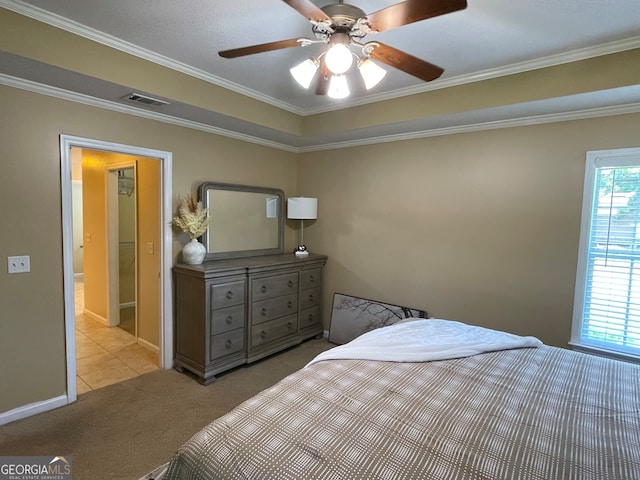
left=219, top=0, right=467, bottom=98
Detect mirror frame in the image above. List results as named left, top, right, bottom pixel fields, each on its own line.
left=198, top=181, right=285, bottom=260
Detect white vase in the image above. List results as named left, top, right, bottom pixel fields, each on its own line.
left=182, top=238, right=206, bottom=265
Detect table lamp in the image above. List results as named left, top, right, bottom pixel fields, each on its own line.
left=287, top=197, right=317, bottom=256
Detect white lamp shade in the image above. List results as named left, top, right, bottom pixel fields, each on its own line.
left=327, top=75, right=350, bottom=99
left=325, top=43, right=353, bottom=75
left=288, top=197, right=318, bottom=219
left=358, top=58, right=387, bottom=90
left=290, top=58, right=318, bottom=89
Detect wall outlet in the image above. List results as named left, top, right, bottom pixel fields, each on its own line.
left=8, top=255, right=30, bottom=274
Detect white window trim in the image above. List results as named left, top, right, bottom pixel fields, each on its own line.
left=571, top=146, right=640, bottom=362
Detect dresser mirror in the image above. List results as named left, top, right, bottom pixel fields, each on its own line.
left=198, top=182, right=284, bottom=260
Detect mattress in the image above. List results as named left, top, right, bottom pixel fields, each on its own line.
left=163, top=330, right=640, bottom=479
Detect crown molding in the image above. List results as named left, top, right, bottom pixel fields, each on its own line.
left=3, top=0, right=640, bottom=118
left=0, top=74, right=298, bottom=152
left=0, top=0, right=307, bottom=115
left=3, top=73, right=640, bottom=154
left=297, top=102, right=640, bottom=152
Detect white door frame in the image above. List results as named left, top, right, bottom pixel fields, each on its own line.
left=60, top=135, right=173, bottom=404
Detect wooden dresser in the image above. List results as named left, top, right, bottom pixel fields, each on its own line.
left=173, top=253, right=327, bottom=384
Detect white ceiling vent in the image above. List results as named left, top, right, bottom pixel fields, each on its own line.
left=123, top=93, right=169, bottom=107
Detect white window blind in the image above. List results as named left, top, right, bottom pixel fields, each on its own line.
left=572, top=148, right=640, bottom=359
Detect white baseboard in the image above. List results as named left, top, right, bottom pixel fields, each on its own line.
left=120, top=301, right=136, bottom=309
left=0, top=394, right=69, bottom=426
left=138, top=337, right=159, bottom=354
left=83, top=308, right=108, bottom=326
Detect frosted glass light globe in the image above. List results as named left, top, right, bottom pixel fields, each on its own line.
left=290, top=58, right=318, bottom=89
left=325, top=43, right=353, bottom=75
left=327, top=75, right=350, bottom=99
left=358, top=58, right=387, bottom=90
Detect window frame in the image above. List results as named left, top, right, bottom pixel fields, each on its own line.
left=571, top=147, right=640, bottom=363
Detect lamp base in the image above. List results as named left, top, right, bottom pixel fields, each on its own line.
left=294, top=245, right=309, bottom=256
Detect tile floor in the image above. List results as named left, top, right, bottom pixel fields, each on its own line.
left=75, top=278, right=159, bottom=394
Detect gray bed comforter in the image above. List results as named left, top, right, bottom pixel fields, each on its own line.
left=164, top=345, right=640, bottom=479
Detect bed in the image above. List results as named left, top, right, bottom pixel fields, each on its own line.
left=160, top=319, right=640, bottom=479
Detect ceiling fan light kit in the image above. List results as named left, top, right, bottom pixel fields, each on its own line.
left=219, top=0, right=467, bottom=99
left=289, top=58, right=320, bottom=88
left=324, top=41, right=353, bottom=75
left=327, top=74, right=350, bottom=99
left=357, top=57, right=387, bottom=89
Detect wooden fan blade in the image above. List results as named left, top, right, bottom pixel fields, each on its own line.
left=315, top=58, right=331, bottom=95
left=366, top=0, right=467, bottom=33
left=282, top=0, right=331, bottom=23
left=368, top=42, right=444, bottom=82
left=219, top=38, right=302, bottom=58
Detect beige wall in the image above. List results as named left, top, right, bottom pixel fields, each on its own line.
left=0, top=85, right=298, bottom=414
left=136, top=156, right=161, bottom=347
left=81, top=150, right=109, bottom=320
left=298, top=112, right=640, bottom=348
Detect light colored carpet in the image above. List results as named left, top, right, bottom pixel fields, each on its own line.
left=0, top=337, right=333, bottom=480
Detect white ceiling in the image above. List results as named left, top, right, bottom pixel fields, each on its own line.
left=2, top=0, right=640, bottom=149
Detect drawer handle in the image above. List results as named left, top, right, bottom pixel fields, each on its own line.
left=308, top=294, right=314, bottom=302
left=261, top=307, right=268, bottom=316
left=307, top=313, right=314, bottom=321
left=309, top=275, right=315, bottom=283
left=260, top=285, right=267, bottom=294
left=225, top=339, right=233, bottom=349
left=226, top=291, right=234, bottom=300
left=288, top=280, right=294, bottom=288
left=260, top=330, right=267, bottom=339
left=287, top=300, right=293, bottom=309
left=226, top=315, right=233, bottom=325
left=287, top=321, right=293, bottom=329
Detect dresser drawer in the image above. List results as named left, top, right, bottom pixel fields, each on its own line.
left=300, top=287, right=321, bottom=310
left=300, top=268, right=321, bottom=290
left=251, top=314, right=298, bottom=348
left=300, top=305, right=321, bottom=329
left=211, top=304, right=245, bottom=334
left=210, top=328, right=244, bottom=360
left=251, top=293, right=298, bottom=325
left=210, top=281, right=245, bottom=309
left=251, top=272, right=298, bottom=302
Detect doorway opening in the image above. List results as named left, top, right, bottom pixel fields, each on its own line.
left=61, top=135, right=173, bottom=404
left=73, top=153, right=159, bottom=393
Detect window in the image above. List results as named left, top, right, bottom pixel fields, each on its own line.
left=572, top=148, right=640, bottom=360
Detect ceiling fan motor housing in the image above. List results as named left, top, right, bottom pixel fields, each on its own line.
left=321, top=3, right=366, bottom=28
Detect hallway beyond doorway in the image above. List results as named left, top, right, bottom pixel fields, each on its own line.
left=75, top=278, right=158, bottom=393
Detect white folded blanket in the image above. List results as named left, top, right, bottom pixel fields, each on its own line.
left=307, top=318, right=542, bottom=367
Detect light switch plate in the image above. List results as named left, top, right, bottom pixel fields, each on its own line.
left=8, top=255, right=30, bottom=274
